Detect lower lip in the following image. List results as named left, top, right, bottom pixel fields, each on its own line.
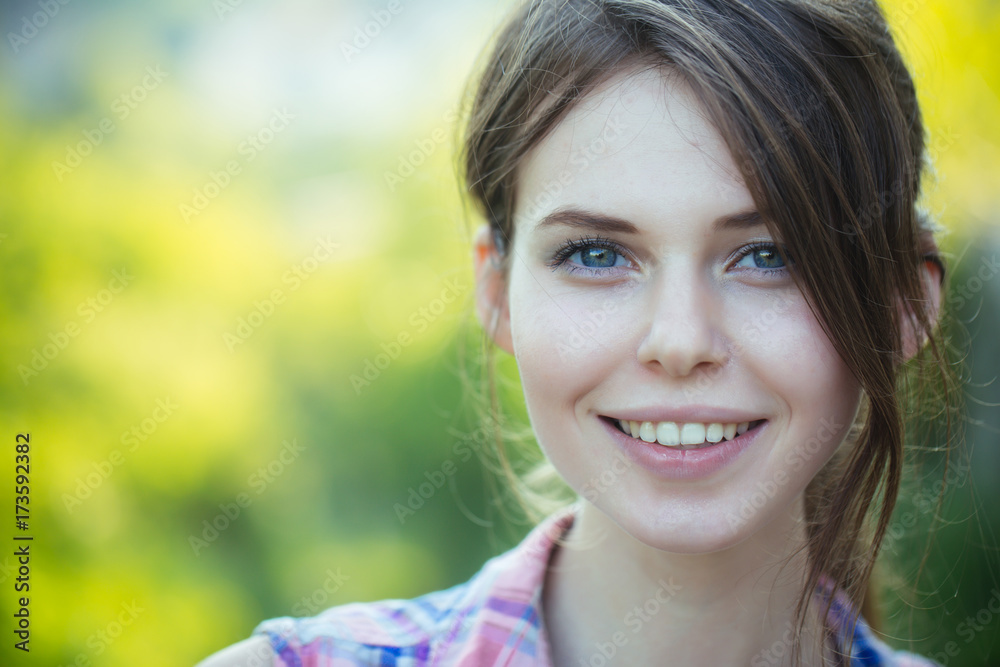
left=600, top=416, right=766, bottom=480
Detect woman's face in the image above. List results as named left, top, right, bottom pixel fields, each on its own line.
left=477, top=66, right=864, bottom=553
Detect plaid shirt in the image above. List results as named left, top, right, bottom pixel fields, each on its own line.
left=253, top=504, right=941, bottom=666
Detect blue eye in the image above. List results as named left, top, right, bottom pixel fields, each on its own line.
left=548, top=237, right=791, bottom=277
left=548, top=235, right=631, bottom=274
left=733, top=243, right=790, bottom=272
left=576, top=245, right=623, bottom=268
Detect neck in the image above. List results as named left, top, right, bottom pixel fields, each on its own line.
left=542, top=500, right=834, bottom=667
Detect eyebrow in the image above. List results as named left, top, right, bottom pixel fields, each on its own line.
left=534, top=207, right=766, bottom=234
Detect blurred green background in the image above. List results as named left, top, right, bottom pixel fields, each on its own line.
left=0, top=0, right=997, bottom=665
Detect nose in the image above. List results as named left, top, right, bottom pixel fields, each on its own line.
left=636, top=264, right=730, bottom=378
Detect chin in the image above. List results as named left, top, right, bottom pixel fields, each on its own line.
left=596, top=493, right=800, bottom=557
left=633, top=519, right=753, bottom=555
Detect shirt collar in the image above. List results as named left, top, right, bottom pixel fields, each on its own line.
left=481, top=502, right=883, bottom=666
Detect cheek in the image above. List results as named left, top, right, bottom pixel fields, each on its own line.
left=508, top=275, right=624, bottom=388
left=733, top=290, right=856, bottom=393
left=781, top=304, right=859, bottom=411
left=745, top=296, right=861, bottom=461
left=505, top=273, right=626, bottom=475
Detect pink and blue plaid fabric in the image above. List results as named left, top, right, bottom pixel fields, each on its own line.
left=252, top=505, right=940, bottom=666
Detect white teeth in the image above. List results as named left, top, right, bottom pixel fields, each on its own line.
left=655, top=421, right=680, bottom=446
left=639, top=421, right=657, bottom=443
left=616, top=417, right=758, bottom=448
left=680, top=423, right=706, bottom=445
left=706, top=423, right=724, bottom=443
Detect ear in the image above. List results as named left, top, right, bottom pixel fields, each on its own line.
left=899, top=258, right=943, bottom=362
left=472, top=224, right=514, bottom=355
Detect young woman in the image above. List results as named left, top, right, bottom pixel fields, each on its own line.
left=201, top=0, right=954, bottom=664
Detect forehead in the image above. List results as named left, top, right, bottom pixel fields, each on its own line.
left=513, top=66, right=754, bottom=234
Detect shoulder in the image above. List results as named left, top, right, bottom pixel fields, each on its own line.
left=192, top=586, right=472, bottom=667
left=246, top=505, right=577, bottom=666
left=818, top=578, right=943, bottom=667
left=251, top=578, right=478, bottom=665
left=834, top=607, right=942, bottom=667
left=849, top=620, right=943, bottom=667
left=192, top=577, right=482, bottom=667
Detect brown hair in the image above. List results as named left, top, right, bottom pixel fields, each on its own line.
left=457, top=0, right=957, bottom=663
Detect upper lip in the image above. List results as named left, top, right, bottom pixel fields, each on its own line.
left=601, top=406, right=766, bottom=424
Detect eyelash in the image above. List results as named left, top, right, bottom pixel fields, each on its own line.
left=546, top=236, right=792, bottom=278
left=546, top=235, right=632, bottom=276
left=733, top=242, right=792, bottom=276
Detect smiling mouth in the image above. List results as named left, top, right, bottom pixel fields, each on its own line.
left=603, top=416, right=767, bottom=450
